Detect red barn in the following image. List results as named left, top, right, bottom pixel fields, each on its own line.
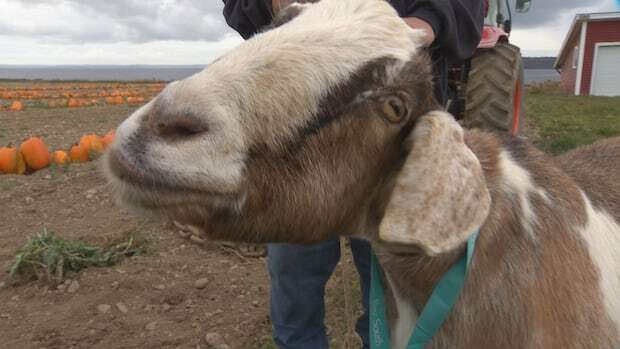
left=554, top=12, right=620, bottom=96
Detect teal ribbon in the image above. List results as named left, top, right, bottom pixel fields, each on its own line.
left=370, top=230, right=480, bottom=349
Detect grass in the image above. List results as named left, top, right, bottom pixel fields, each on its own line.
left=9, top=229, right=151, bottom=284
left=525, top=82, right=620, bottom=154
left=258, top=338, right=278, bottom=349
left=0, top=179, right=17, bottom=191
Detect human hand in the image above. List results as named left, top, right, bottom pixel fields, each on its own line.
left=402, top=17, right=436, bottom=47
left=272, top=0, right=294, bottom=15
left=272, top=0, right=317, bottom=17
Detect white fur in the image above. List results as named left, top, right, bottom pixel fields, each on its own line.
left=385, top=272, right=418, bottom=349
left=113, top=0, right=423, bottom=196
left=115, top=100, right=154, bottom=147
left=498, top=150, right=550, bottom=239
left=578, top=191, right=620, bottom=331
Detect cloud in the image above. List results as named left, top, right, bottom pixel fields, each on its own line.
left=0, top=34, right=243, bottom=65
left=0, top=0, right=233, bottom=43
left=511, top=0, right=614, bottom=29
left=509, top=0, right=617, bottom=56
left=0, top=0, right=618, bottom=64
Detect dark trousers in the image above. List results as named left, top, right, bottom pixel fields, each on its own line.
left=267, top=238, right=371, bottom=349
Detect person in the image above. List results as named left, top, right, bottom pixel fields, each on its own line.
left=221, top=1, right=484, bottom=348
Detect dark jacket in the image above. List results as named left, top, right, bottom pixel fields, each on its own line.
left=222, top=0, right=483, bottom=62
left=221, top=0, right=484, bottom=105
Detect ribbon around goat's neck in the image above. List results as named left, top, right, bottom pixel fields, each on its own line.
left=370, top=229, right=480, bottom=349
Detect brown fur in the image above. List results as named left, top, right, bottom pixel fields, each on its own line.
left=556, top=137, right=620, bottom=222
left=377, top=133, right=619, bottom=348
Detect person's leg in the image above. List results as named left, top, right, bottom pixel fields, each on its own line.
left=267, top=239, right=341, bottom=349
left=350, top=238, right=371, bottom=349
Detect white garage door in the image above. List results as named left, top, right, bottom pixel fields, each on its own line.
left=591, top=44, right=620, bottom=96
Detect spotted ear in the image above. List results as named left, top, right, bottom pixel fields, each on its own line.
left=379, top=111, right=491, bottom=256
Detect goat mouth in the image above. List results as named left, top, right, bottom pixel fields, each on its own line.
left=105, top=149, right=238, bottom=209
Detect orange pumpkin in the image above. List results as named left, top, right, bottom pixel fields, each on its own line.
left=79, top=134, right=104, bottom=159
left=20, top=137, right=51, bottom=170
left=67, top=98, right=80, bottom=108
left=69, top=144, right=89, bottom=162
left=102, top=130, right=115, bottom=149
left=126, top=96, right=145, bottom=105
left=105, top=96, right=124, bottom=105
left=0, top=146, right=26, bottom=174
left=52, top=150, right=70, bottom=166
left=9, top=101, right=24, bottom=112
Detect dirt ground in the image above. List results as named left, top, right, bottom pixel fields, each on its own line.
left=0, top=104, right=362, bottom=349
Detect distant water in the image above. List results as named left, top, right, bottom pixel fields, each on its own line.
left=524, top=69, right=559, bottom=83
left=0, top=65, right=559, bottom=84
left=0, top=65, right=206, bottom=82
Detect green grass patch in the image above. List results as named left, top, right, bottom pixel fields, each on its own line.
left=0, top=179, right=17, bottom=191
left=526, top=89, right=620, bottom=155
left=9, top=229, right=151, bottom=284
left=258, top=338, right=278, bottom=349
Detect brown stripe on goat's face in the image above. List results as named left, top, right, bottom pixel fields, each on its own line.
left=256, top=54, right=437, bottom=157
left=197, top=52, right=437, bottom=244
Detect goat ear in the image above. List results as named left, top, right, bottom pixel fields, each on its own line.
left=379, top=111, right=491, bottom=256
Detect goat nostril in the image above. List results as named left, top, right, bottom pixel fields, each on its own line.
left=154, top=119, right=208, bottom=140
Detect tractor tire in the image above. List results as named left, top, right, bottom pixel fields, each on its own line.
left=463, top=42, right=524, bottom=136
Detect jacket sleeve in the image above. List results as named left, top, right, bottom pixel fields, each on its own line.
left=222, top=0, right=273, bottom=39
left=401, top=0, right=484, bottom=63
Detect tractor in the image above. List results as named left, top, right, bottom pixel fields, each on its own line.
left=450, top=0, right=532, bottom=136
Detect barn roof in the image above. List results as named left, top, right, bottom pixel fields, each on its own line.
left=554, top=12, right=620, bottom=69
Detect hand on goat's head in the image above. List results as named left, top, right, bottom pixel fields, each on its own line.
left=103, top=0, right=481, bottom=250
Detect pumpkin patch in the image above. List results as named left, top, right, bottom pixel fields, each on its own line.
left=0, top=79, right=161, bottom=175
left=0, top=81, right=163, bottom=111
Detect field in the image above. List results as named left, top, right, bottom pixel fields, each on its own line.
left=0, top=80, right=362, bottom=349
left=0, top=81, right=164, bottom=111
left=1, top=80, right=619, bottom=349
left=526, top=81, right=620, bottom=154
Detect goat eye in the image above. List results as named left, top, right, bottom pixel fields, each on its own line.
left=382, top=96, right=407, bottom=123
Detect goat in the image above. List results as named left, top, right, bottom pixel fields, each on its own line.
left=104, top=0, right=620, bottom=347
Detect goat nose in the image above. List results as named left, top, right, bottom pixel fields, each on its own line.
left=148, top=110, right=209, bottom=140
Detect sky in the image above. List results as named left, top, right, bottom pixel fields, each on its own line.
left=0, top=0, right=618, bottom=65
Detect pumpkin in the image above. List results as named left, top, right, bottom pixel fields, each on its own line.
left=67, top=98, right=80, bottom=108
left=52, top=150, right=70, bottom=166
left=20, top=137, right=51, bottom=170
left=105, top=96, right=124, bottom=105
left=0, top=146, right=26, bottom=174
left=126, top=97, right=145, bottom=105
left=9, top=101, right=24, bottom=112
left=69, top=144, right=89, bottom=162
left=102, top=130, right=115, bottom=149
left=79, top=134, right=104, bottom=159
